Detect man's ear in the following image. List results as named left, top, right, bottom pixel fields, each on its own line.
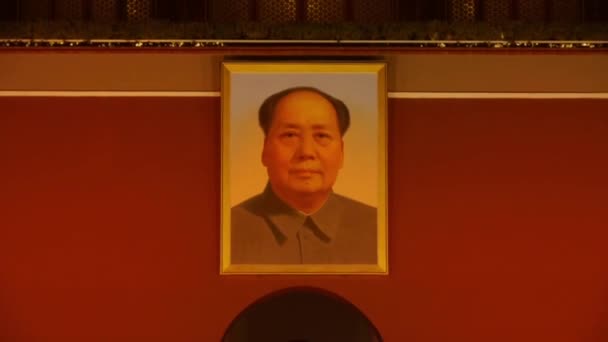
left=339, top=139, right=345, bottom=169
left=261, top=138, right=268, bottom=167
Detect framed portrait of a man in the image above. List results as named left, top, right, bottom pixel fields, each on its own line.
left=221, top=61, right=387, bottom=274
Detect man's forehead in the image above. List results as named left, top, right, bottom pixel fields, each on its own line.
left=276, top=89, right=334, bottom=108
left=276, top=122, right=335, bottom=129
left=268, top=89, right=342, bottom=134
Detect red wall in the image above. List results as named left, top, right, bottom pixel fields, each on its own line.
left=1, top=97, right=607, bottom=341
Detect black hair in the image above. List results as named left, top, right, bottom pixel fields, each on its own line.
left=258, top=86, right=350, bottom=136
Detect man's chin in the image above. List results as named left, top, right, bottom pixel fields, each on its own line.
left=287, top=183, right=325, bottom=196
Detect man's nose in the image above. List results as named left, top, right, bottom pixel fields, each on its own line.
left=296, top=135, right=316, bottom=159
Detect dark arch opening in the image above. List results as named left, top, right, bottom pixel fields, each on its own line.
left=222, top=286, right=383, bottom=342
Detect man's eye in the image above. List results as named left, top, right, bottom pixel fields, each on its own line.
left=315, top=133, right=331, bottom=140
left=281, top=132, right=298, bottom=138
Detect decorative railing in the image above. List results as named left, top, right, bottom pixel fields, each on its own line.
left=0, top=0, right=606, bottom=45
left=1, top=0, right=606, bottom=23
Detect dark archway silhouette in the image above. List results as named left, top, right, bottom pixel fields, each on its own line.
left=222, top=287, right=383, bottom=342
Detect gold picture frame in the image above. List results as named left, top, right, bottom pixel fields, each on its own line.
left=221, top=61, right=387, bottom=274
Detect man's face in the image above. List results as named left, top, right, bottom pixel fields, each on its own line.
left=262, top=90, right=344, bottom=201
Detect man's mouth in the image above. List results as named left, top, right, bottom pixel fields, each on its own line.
left=291, top=169, right=320, bottom=176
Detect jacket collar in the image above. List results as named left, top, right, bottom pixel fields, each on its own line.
left=261, top=184, right=343, bottom=244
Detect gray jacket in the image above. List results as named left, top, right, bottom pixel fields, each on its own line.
left=231, top=184, right=377, bottom=264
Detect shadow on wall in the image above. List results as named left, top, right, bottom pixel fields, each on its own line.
left=222, top=287, right=382, bottom=342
